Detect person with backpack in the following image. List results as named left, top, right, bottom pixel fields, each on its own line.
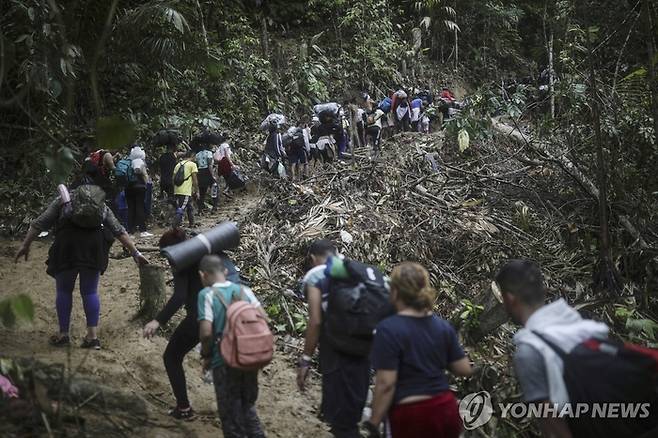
left=363, top=262, right=472, bottom=438
left=195, top=146, right=215, bottom=214
left=365, top=107, right=386, bottom=156
left=286, top=125, right=309, bottom=181
left=410, top=97, right=423, bottom=132
left=261, top=125, right=287, bottom=178
left=213, top=135, right=236, bottom=208
left=198, top=254, right=268, bottom=438
left=125, top=146, right=152, bottom=238
left=297, top=240, right=387, bottom=438
left=159, top=143, right=178, bottom=200
left=173, top=150, right=199, bottom=228
left=142, top=230, right=243, bottom=420
left=496, top=259, right=658, bottom=438
left=85, top=149, right=117, bottom=196
left=14, top=183, right=148, bottom=349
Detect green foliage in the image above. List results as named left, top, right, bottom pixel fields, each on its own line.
left=0, top=294, right=35, bottom=327
left=459, top=299, right=484, bottom=330
left=44, top=147, right=76, bottom=185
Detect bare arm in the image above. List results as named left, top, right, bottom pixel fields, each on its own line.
left=14, top=226, right=40, bottom=262
left=103, top=152, right=116, bottom=171
left=302, top=286, right=322, bottom=357
left=192, top=172, right=199, bottom=197
left=297, top=285, right=322, bottom=391
left=117, top=233, right=148, bottom=265
left=199, top=320, right=213, bottom=355
left=449, top=357, right=473, bottom=377
left=369, top=369, right=398, bottom=426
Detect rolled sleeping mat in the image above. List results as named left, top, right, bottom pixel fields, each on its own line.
left=161, top=222, right=240, bottom=273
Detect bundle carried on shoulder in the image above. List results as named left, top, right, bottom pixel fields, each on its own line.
left=322, top=256, right=394, bottom=357
left=282, top=126, right=304, bottom=147
left=152, top=129, right=182, bottom=146
left=394, top=89, right=408, bottom=99
left=191, top=130, right=223, bottom=152
left=378, top=97, right=392, bottom=113
left=313, top=102, right=340, bottom=125
left=260, top=113, right=286, bottom=131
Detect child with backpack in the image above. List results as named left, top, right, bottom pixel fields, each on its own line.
left=14, top=183, right=148, bottom=349
left=197, top=255, right=269, bottom=438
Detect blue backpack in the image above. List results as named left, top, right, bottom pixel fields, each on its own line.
left=378, top=97, right=392, bottom=113
left=115, top=158, right=134, bottom=186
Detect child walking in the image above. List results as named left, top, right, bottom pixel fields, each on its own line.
left=197, top=255, right=267, bottom=438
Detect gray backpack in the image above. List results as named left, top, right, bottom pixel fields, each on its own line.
left=70, top=185, right=106, bottom=228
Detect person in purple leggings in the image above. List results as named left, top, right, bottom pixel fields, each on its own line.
left=15, top=182, right=148, bottom=349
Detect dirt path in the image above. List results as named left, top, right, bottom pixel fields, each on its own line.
left=0, top=182, right=330, bottom=437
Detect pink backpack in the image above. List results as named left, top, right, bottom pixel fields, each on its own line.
left=215, top=288, right=274, bottom=370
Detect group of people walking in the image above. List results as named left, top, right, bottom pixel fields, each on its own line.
left=259, top=86, right=462, bottom=181
left=11, top=101, right=658, bottom=438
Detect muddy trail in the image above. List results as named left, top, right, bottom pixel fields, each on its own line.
left=0, top=181, right=330, bottom=437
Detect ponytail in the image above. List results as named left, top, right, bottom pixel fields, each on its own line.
left=390, top=262, right=436, bottom=312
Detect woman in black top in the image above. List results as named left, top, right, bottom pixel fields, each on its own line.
left=14, top=184, right=147, bottom=349
left=143, top=229, right=242, bottom=420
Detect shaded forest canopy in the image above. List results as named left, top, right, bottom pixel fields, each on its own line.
left=0, top=0, right=656, bottom=275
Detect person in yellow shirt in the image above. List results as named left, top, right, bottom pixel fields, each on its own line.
left=173, top=150, right=199, bottom=227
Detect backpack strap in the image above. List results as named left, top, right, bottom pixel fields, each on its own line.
left=212, top=285, right=246, bottom=310
left=212, top=286, right=231, bottom=310
left=531, top=330, right=567, bottom=359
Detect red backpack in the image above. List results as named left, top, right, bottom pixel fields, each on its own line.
left=88, top=150, right=107, bottom=175
left=215, top=287, right=274, bottom=371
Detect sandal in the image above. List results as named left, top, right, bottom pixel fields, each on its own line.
left=49, top=334, right=70, bottom=347
left=168, top=406, right=195, bottom=420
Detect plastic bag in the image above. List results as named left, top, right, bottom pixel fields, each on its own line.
left=260, top=114, right=286, bottom=131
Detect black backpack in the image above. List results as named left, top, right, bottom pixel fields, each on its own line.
left=323, top=259, right=394, bottom=357
left=533, top=331, right=658, bottom=438
left=173, top=161, right=191, bottom=187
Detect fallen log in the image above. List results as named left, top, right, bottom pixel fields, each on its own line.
left=491, top=118, right=649, bottom=249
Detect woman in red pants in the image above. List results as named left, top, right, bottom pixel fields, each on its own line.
left=365, top=262, right=474, bottom=438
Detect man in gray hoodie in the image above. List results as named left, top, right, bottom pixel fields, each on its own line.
left=496, top=259, right=609, bottom=438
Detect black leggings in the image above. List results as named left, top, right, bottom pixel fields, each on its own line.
left=125, top=184, right=146, bottom=233
left=197, top=168, right=214, bottom=211
left=163, top=314, right=199, bottom=408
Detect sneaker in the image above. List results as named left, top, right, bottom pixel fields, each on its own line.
left=80, top=338, right=101, bottom=350
left=168, top=406, right=195, bottom=420
left=140, top=232, right=154, bottom=238
left=49, top=334, right=70, bottom=347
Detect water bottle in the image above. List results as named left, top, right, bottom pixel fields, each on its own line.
left=58, top=184, right=72, bottom=216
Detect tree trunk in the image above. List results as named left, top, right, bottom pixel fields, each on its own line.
left=542, top=0, right=556, bottom=120
left=260, top=15, right=269, bottom=59
left=589, top=47, right=621, bottom=294
left=194, top=0, right=210, bottom=56
left=454, top=28, right=459, bottom=70
left=548, top=29, right=555, bottom=119
left=138, top=264, right=166, bottom=320
left=643, top=0, right=658, bottom=142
